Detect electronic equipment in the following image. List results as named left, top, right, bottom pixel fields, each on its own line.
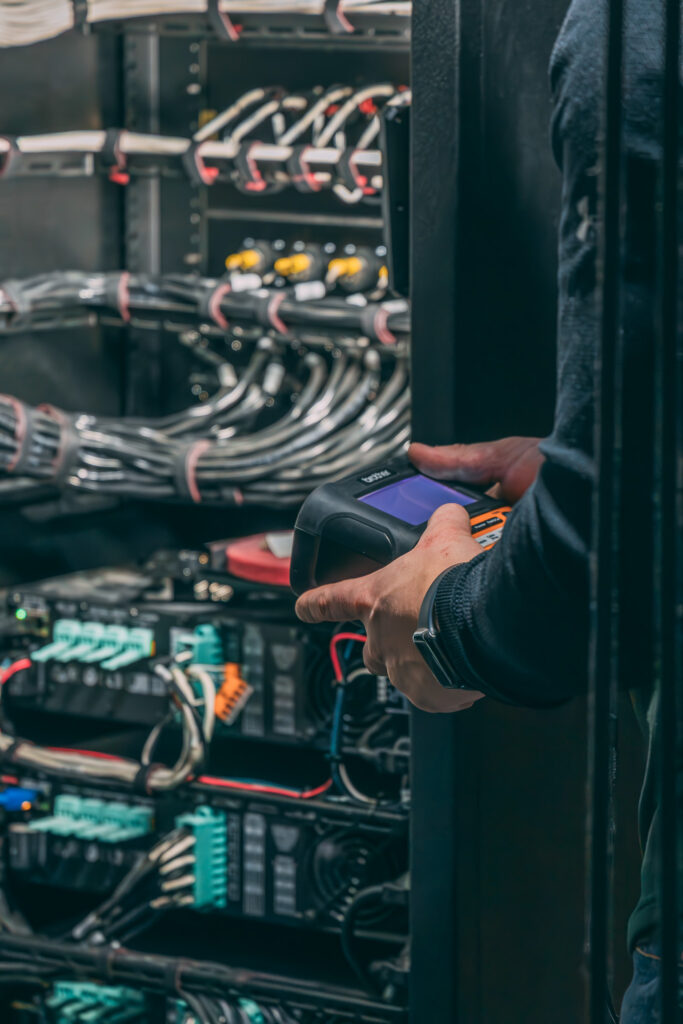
left=2, top=566, right=408, bottom=751
left=290, top=457, right=510, bottom=594
left=6, top=782, right=407, bottom=935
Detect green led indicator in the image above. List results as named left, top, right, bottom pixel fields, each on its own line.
left=14, top=609, right=27, bottom=621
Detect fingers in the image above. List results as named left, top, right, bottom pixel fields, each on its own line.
left=408, top=440, right=501, bottom=484
left=295, top=576, right=370, bottom=625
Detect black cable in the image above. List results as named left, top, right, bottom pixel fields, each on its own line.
left=339, top=884, right=385, bottom=990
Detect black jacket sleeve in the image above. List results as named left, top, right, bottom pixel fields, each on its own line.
left=433, top=0, right=667, bottom=708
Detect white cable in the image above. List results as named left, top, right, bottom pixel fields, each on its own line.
left=193, top=87, right=267, bottom=144
left=279, top=85, right=353, bottom=147
left=0, top=1, right=410, bottom=48
left=338, top=763, right=376, bottom=805
left=159, top=854, right=196, bottom=876
left=152, top=833, right=196, bottom=864
left=315, top=83, right=396, bottom=149
left=187, top=665, right=216, bottom=744
left=161, top=873, right=195, bottom=893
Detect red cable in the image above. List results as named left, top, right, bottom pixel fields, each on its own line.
left=41, top=745, right=332, bottom=801
left=47, top=747, right=124, bottom=762
left=197, top=775, right=333, bottom=800
left=329, top=632, right=366, bottom=683
left=0, top=658, right=32, bottom=686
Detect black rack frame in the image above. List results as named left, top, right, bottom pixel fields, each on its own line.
left=412, top=1, right=682, bottom=1022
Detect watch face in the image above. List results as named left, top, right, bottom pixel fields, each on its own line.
left=412, top=630, right=464, bottom=690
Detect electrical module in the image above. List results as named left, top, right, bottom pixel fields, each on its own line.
left=0, top=3, right=411, bottom=1021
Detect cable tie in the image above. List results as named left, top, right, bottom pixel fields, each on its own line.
left=198, top=281, right=231, bottom=331
left=104, top=272, right=131, bottom=322
left=94, top=945, right=120, bottom=982
left=173, top=440, right=211, bottom=504
left=232, top=141, right=269, bottom=194
left=71, top=0, right=89, bottom=31
left=0, top=137, right=21, bottom=180
left=337, top=148, right=377, bottom=197
left=253, top=291, right=289, bottom=336
left=100, top=129, right=129, bottom=186
left=0, top=279, right=32, bottom=320
left=3, top=740, right=25, bottom=765
left=360, top=304, right=396, bottom=345
left=133, top=762, right=162, bottom=795
left=287, top=145, right=322, bottom=193
left=182, top=141, right=220, bottom=187
left=324, top=0, right=355, bottom=34
left=207, top=0, right=241, bottom=42
left=38, top=404, right=81, bottom=485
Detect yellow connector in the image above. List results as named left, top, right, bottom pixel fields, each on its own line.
left=274, top=253, right=311, bottom=277
left=328, top=256, right=363, bottom=279
left=225, top=249, right=261, bottom=272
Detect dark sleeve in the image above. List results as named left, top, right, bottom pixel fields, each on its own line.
left=433, top=0, right=665, bottom=708
left=434, top=447, right=592, bottom=707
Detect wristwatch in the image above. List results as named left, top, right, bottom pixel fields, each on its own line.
left=412, top=569, right=467, bottom=690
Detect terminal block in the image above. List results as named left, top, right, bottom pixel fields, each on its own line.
left=29, top=794, right=154, bottom=843
left=31, top=619, right=155, bottom=670
left=175, top=805, right=228, bottom=909
left=46, top=982, right=145, bottom=1023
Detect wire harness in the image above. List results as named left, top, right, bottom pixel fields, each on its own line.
left=0, top=276, right=410, bottom=506
left=0, top=2, right=411, bottom=50
left=0, top=84, right=410, bottom=203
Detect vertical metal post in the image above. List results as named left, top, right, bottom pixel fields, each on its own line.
left=586, top=0, right=624, bottom=1019
left=410, top=1, right=483, bottom=1020
left=122, top=30, right=163, bottom=416
left=655, top=0, right=681, bottom=1018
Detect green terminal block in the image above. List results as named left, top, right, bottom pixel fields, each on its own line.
left=30, top=619, right=154, bottom=670
left=238, top=998, right=267, bottom=1023
left=29, top=794, right=153, bottom=844
left=31, top=619, right=81, bottom=662
left=47, top=982, right=144, bottom=1023
left=192, top=624, right=223, bottom=665
left=172, top=623, right=223, bottom=666
left=174, top=805, right=227, bottom=909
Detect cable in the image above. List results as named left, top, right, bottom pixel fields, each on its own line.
left=197, top=775, right=332, bottom=800
left=339, top=883, right=386, bottom=990
left=0, top=3, right=411, bottom=49
left=0, top=662, right=205, bottom=792
left=0, top=278, right=409, bottom=506
left=0, top=658, right=32, bottom=686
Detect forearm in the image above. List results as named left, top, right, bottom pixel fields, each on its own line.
left=434, top=445, right=592, bottom=707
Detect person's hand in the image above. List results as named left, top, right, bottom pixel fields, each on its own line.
left=409, top=436, right=544, bottom=504
left=296, top=504, right=485, bottom=713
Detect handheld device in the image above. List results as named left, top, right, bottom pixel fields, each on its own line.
left=290, top=457, right=510, bottom=595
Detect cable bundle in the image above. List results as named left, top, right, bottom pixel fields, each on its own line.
left=0, top=330, right=409, bottom=508
left=67, top=827, right=198, bottom=946
left=0, top=84, right=410, bottom=202
left=0, top=660, right=205, bottom=791
left=0, top=1, right=410, bottom=49
left=0, top=271, right=409, bottom=339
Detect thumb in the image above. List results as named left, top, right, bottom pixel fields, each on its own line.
left=418, top=502, right=474, bottom=549
left=408, top=441, right=499, bottom=485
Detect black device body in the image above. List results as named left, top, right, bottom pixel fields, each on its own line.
left=290, top=457, right=509, bottom=595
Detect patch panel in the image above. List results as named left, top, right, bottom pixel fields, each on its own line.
left=3, top=568, right=407, bottom=756
left=6, top=786, right=407, bottom=936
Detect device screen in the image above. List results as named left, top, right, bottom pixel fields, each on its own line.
left=359, top=473, right=476, bottom=526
